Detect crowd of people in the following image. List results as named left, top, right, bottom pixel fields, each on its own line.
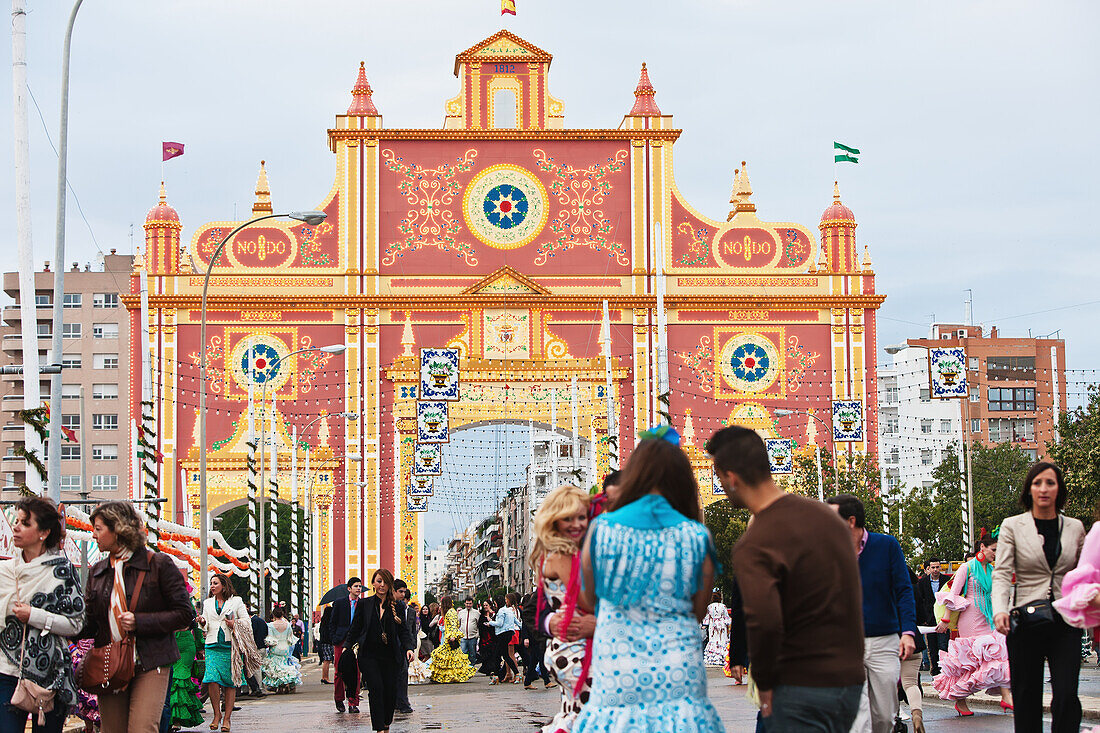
left=1, top=431, right=1098, bottom=733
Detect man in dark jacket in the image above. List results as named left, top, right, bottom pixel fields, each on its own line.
left=330, top=577, right=363, bottom=713
left=392, top=579, right=416, bottom=714
left=915, top=559, right=950, bottom=674
left=521, top=590, right=552, bottom=688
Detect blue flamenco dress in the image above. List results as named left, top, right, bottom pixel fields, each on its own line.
left=573, top=493, right=725, bottom=733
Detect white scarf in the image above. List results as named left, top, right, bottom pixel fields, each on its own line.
left=108, top=548, right=134, bottom=642
left=0, top=549, right=67, bottom=622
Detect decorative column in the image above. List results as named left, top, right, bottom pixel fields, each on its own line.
left=397, top=416, right=418, bottom=595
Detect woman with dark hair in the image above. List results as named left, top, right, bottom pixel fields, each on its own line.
left=486, top=592, right=521, bottom=685
left=262, top=604, right=301, bottom=693
left=317, top=605, right=335, bottom=683
left=197, top=573, right=261, bottom=731
left=701, top=590, right=730, bottom=667
left=83, top=500, right=194, bottom=733
left=933, top=531, right=1012, bottom=717
left=0, top=497, right=83, bottom=733
left=572, top=429, right=723, bottom=733
left=416, top=605, right=435, bottom=661
left=346, top=569, right=414, bottom=733
left=992, top=462, right=1085, bottom=733
left=428, top=596, right=476, bottom=684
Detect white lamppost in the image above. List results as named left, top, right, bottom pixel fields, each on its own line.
left=774, top=408, right=836, bottom=500
left=198, top=210, right=326, bottom=601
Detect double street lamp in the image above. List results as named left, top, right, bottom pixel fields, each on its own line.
left=774, top=407, right=837, bottom=500
left=199, top=210, right=326, bottom=601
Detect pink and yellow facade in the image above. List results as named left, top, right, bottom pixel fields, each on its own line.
left=127, top=31, right=884, bottom=598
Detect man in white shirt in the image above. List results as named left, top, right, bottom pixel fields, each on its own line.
left=455, top=597, right=481, bottom=664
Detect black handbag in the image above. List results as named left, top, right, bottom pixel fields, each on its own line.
left=1009, top=517, right=1061, bottom=634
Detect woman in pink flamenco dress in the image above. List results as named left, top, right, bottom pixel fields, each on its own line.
left=1054, top=517, right=1100, bottom=628
left=932, top=530, right=1014, bottom=715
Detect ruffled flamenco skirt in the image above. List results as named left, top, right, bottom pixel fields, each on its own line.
left=169, top=673, right=204, bottom=728
left=261, top=652, right=302, bottom=690
left=429, top=640, right=477, bottom=683
left=932, top=633, right=1010, bottom=700
left=409, top=655, right=432, bottom=685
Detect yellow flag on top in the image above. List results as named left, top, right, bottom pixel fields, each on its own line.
left=501, top=0, right=516, bottom=15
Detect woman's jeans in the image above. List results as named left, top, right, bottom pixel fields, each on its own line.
left=0, top=672, right=67, bottom=733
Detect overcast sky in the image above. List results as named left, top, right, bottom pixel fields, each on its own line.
left=4, top=2, right=1097, bottom=548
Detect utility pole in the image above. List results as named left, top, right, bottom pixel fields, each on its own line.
left=12, top=0, right=43, bottom=494
left=46, top=0, right=85, bottom=502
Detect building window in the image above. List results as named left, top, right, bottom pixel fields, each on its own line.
left=988, top=387, right=1036, bottom=412
left=919, top=388, right=930, bottom=402
left=989, top=418, right=1036, bottom=443
left=92, top=323, right=119, bottom=339
left=60, top=445, right=80, bottom=460
left=884, top=386, right=899, bottom=404
left=61, top=385, right=80, bottom=400
left=92, top=414, right=118, bottom=431
left=62, top=293, right=82, bottom=309
left=34, top=294, right=51, bottom=309
left=986, top=355, right=1036, bottom=381
left=36, top=323, right=52, bottom=338
left=92, top=384, right=118, bottom=400
left=92, top=475, right=118, bottom=491
left=93, top=354, right=119, bottom=370
left=970, top=387, right=980, bottom=403
left=1023, top=449, right=1038, bottom=461
left=59, top=475, right=81, bottom=491
left=61, top=356, right=81, bottom=369
left=921, top=449, right=933, bottom=466
left=970, top=418, right=981, bottom=433
left=884, top=416, right=898, bottom=435
left=889, top=447, right=899, bottom=464
left=920, top=419, right=932, bottom=434
left=92, top=293, right=119, bottom=309
left=969, top=357, right=980, bottom=370
left=91, top=444, right=118, bottom=461
left=61, top=323, right=81, bottom=339
left=61, top=414, right=79, bottom=430
left=557, top=444, right=572, bottom=458
left=939, top=419, right=952, bottom=434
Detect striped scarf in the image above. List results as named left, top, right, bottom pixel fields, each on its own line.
left=108, top=549, right=133, bottom=643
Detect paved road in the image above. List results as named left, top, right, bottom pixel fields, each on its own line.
left=203, top=659, right=1041, bottom=732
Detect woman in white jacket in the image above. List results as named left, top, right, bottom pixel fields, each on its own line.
left=196, top=574, right=251, bottom=732
left=0, top=497, right=83, bottom=733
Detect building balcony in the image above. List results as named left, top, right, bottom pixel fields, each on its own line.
left=1, top=454, right=25, bottom=473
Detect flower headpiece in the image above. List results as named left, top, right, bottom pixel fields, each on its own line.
left=638, top=424, right=681, bottom=446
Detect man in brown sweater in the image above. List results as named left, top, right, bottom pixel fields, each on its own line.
left=706, top=426, right=865, bottom=732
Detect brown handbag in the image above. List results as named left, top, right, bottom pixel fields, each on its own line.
left=78, top=557, right=149, bottom=692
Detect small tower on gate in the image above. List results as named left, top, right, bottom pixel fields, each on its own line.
left=620, top=62, right=673, bottom=130
left=143, top=182, right=181, bottom=274
left=818, top=181, right=859, bottom=273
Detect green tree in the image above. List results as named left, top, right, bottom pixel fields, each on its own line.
left=1048, top=384, right=1100, bottom=525
left=702, top=499, right=749, bottom=600
left=215, top=501, right=307, bottom=614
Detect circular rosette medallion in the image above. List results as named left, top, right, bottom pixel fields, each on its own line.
left=462, top=164, right=548, bottom=249
left=230, top=336, right=292, bottom=392
left=719, top=334, right=780, bottom=393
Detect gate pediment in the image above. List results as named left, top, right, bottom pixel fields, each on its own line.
left=461, top=266, right=551, bottom=296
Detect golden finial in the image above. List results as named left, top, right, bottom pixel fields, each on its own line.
left=252, top=160, right=272, bottom=216
left=158, top=181, right=167, bottom=205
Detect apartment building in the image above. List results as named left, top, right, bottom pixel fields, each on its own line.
left=1, top=252, right=132, bottom=499
left=879, top=323, right=1066, bottom=490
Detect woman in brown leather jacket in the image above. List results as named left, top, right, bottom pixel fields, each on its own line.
left=82, top=501, right=194, bottom=733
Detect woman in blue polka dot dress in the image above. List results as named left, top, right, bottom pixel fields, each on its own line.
left=573, top=429, right=725, bottom=733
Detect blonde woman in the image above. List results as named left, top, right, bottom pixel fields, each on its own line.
left=529, top=485, right=591, bottom=733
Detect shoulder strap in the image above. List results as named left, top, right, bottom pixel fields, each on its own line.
left=128, top=551, right=152, bottom=612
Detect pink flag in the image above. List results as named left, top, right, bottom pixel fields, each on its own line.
left=162, top=142, right=185, bottom=161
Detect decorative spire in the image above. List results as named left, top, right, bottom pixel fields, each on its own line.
left=683, top=408, right=696, bottom=447
left=726, top=162, right=756, bottom=219
left=347, top=62, right=380, bottom=116
left=318, top=411, right=331, bottom=448
left=628, top=62, right=662, bottom=116
left=727, top=167, right=741, bottom=221
left=400, top=311, right=416, bottom=357
left=816, top=241, right=828, bottom=271
left=158, top=181, right=167, bottom=205
left=833, top=180, right=842, bottom=204
left=861, top=243, right=873, bottom=271
left=252, top=160, right=272, bottom=216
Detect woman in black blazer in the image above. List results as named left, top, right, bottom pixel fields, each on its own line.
left=346, top=569, right=414, bottom=733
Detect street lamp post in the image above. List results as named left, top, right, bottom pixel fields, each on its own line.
left=774, top=408, right=837, bottom=499
left=198, top=210, right=325, bottom=601
left=885, top=342, right=974, bottom=552
left=292, top=411, right=356, bottom=611
left=255, top=343, right=345, bottom=613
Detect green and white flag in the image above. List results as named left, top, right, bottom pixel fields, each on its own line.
left=834, top=141, right=860, bottom=163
